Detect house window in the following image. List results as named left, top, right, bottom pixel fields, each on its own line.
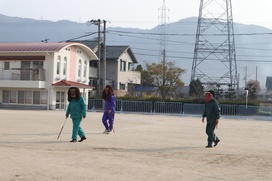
left=3, top=90, right=17, bottom=103
left=120, top=83, right=125, bottom=90
left=57, top=56, right=61, bottom=75
left=83, top=60, right=87, bottom=77
left=33, top=91, right=47, bottom=105
left=56, top=91, right=65, bottom=109
left=78, top=59, right=82, bottom=77
left=128, top=63, right=134, bottom=71
left=18, top=91, right=24, bottom=104
left=3, top=90, right=9, bottom=103
left=3, top=90, right=47, bottom=105
left=4, top=62, right=10, bottom=70
left=33, top=61, right=43, bottom=69
left=63, top=57, right=67, bottom=76
left=21, top=61, right=31, bottom=80
left=90, top=60, right=97, bottom=68
left=89, top=78, right=97, bottom=87
left=10, top=90, right=17, bottom=103
left=33, top=91, right=40, bottom=104
left=120, top=60, right=126, bottom=71
left=40, top=91, right=48, bottom=104
left=18, top=91, right=32, bottom=104
left=34, top=91, right=47, bottom=104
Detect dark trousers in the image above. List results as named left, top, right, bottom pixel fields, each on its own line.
left=206, top=122, right=219, bottom=144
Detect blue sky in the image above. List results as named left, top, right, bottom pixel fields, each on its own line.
left=1, top=0, right=272, bottom=29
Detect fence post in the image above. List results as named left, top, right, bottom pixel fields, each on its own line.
left=119, top=100, right=124, bottom=114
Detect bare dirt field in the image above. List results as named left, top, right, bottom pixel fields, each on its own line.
left=0, top=110, right=271, bottom=181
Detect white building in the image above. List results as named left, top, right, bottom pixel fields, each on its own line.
left=0, top=42, right=98, bottom=110
left=78, top=40, right=141, bottom=97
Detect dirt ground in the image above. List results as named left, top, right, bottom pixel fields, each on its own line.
left=0, top=110, right=271, bottom=181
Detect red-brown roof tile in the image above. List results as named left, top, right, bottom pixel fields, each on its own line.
left=0, top=42, right=72, bottom=52
left=52, top=80, right=94, bottom=89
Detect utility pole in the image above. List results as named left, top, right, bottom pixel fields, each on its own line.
left=244, top=66, right=247, bottom=87
left=88, top=19, right=101, bottom=96
left=256, top=66, right=258, bottom=82
left=102, top=20, right=107, bottom=90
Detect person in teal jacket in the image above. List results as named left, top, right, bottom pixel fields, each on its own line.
left=202, top=90, right=221, bottom=148
left=65, top=87, right=87, bottom=142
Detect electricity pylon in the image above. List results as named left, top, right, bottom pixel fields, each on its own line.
left=158, top=0, right=169, bottom=62
left=191, top=0, right=238, bottom=96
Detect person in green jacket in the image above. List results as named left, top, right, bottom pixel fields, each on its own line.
left=202, top=90, right=220, bottom=148
left=65, top=87, right=87, bottom=143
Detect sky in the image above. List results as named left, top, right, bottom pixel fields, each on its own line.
left=1, top=0, right=272, bottom=30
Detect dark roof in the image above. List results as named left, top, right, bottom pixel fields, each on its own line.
left=106, top=46, right=137, bottom=63
left=75, top=40, right=138, bottom=63
left=266, top=76, right=272, bottom=90
left=52, top=80, right=94, bottom=89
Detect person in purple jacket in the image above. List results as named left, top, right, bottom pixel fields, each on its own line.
left=102, top=85, right=116, bottom=134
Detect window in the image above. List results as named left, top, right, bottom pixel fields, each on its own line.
left=56, top=91, right=65, bottom=109
left=10, top=91, right=16, bottom=103
left=78, top=59, right=82, bottom=77
left=57, top=56, right=61, bottom=75
left=33, top=91, right=40, bottom=104
left=18, top=91, right=24, bottom=104
left=33, top=61, right=43, bottom=69
left=40, top=91, right=48, bottom=104
left=3, top=90, right=17, bottom=103
left=83, top=60, right=87, bottom=77
left=120, top=83, right=125, bottom=90
left=18, top=91, right=32, bottom=104
left=21, top=61, right=31, bottom=80
left=128, top=63, right=135, bottom=71
left=120, top=60, right=126, bottom=71
left=25, top=91, right=32, bottom=104
left=63, top=57, right=67, bottom=76
left=90, top=60, right=97, bottom=68
left=89, top=78, right=97, bottom=87
left=3, top=90, right=47, bottom=105
left=4, top=62, right=10, bottom=70
left=34, top=91, right=48, bottom=105
left=3, top=90, right=9, bottom=103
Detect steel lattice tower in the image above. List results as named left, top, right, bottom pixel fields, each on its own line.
left=158, top=0, right=169, bottom=62
left=191, top=0, right=238, bottom=92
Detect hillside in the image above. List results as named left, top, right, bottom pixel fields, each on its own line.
left=1, top=14, right=272, bottom=88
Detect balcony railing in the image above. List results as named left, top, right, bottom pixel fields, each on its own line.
left=0, top=68, right=46, bottom=81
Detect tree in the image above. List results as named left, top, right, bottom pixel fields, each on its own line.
left=189, top=79, right=204, bottom=99
left=145, top=60, right=185, bottom=100
left=246, top=80, right=261, bottom=92
left=136, top=64, right=143, bottom=72
left=141, top=69, right=154, bottom=86
left=246, top=80, right=260, bottom=100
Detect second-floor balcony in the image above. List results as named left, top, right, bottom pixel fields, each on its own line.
left=0, top=68, right=46, bottom=88
left=0, top=68, right=46, bottom=81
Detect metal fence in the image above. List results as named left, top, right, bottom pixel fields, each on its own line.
left=88, top=99, right=272, bottom=117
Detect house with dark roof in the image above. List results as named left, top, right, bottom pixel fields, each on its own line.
left=0, top=42, right=98, bottom=110
left=266, top=76, right=272, bottom=91
left=76, top=40, right=141, bottom=96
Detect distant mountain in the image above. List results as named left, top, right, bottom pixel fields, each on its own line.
left=1, top=14, right=272, bottom=88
